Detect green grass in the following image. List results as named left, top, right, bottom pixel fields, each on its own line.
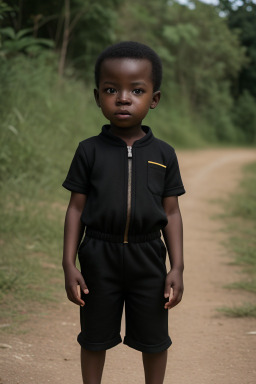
left=0, top=190, right=65, bottom=328
left=0, top=54, right=97, bottom=329
left=218, top=162, right=256, bottom=317
left=218, top=303, right=256, bottom=318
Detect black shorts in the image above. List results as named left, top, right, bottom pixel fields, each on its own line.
left=77, top=232, right=172, bottom=354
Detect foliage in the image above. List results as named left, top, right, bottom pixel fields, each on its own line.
left=218, top=0, right=256, bottom=98
left=161, top=1, right=246, bottom=140
left=0, top=26, right=54, bottom=57
left=0, top=53, right=101, bottom=188
left=1, top=0, right=122, bottom=78
left=217, top=0, right=256, bottom=142
left=0, top=1, right=12, bottom=20
left=219, top=162, right=256, bottom=317
left=233, top=90, right=256, bottom=143
left=116, top=0, right=167, bottom=47
left=67, top=1, right=121, bottom=79
left=164, top=2, right=245, bottom=97
left=117, top=0, right=248, bottom=142
left=0, top=53, right=100, bottom=323
left=1, top=0, right=255, bottom=144
left=218, top=303, right=256, bottom=317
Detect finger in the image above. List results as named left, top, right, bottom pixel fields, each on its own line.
left=78, top=277, right=89, bottom=295
left=164, top=282, right=171, bottom=299
left=164, top=288, right=183, bottom=309
left=75, top=285, right=86, bottom=306
left=164, top=287, right=173, bottom=308
left=68, top=285, right=85, bottom=306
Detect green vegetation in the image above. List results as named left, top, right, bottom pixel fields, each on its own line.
left=0, top=0, right=256, bottom=327
left=218, top=303, right=256, bottom=318
left=1, top=0, right=256, bottom=143
left=218, top=162, right=256, bottom=317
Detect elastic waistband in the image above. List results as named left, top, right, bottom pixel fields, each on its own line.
left=85, top=228, right=161, bottom=243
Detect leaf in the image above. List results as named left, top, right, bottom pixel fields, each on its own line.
left=0, top=27, right=16, bottom=40
left=16, top=28, right=34, bottom=39
left=35, top=38, right=55, bottom=48
left=7, top=125, right=18, bottom=135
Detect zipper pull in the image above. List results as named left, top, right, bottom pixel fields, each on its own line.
left=127, top=146, right=132, bottom=158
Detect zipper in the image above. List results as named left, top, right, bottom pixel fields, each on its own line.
left=123, top=146, right=132, bottom=243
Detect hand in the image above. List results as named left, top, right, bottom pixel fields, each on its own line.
left=164, top=269, right=184, bottom=309
left=64, top=265, right=89, bottom=306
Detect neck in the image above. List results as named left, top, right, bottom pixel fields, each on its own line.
left=109, top=124, right=146, bottom=146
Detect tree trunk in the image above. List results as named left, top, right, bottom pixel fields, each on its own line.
left=58, top=0, right=70, bottom=78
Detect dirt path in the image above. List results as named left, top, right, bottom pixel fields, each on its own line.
left=1, top=148, right=256, bottom=384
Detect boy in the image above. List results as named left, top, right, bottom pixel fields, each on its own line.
left=62, top=41, right=185, bottom=384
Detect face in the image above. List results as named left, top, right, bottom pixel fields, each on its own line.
left=94, top=58, right=160, bottom=131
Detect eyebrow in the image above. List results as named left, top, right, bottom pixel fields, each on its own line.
left=103, top=81, right=118, bottom=86
left=103, top=81, right=147, bottom=86
left=131, top=81, right=147, bottom=86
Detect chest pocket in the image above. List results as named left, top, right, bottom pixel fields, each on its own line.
left=147, top=161, right=166, bottom=196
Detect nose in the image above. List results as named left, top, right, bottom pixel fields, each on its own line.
left=116, top=90, right=131, bottom=105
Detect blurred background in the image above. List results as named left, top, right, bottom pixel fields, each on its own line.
left=0, top=0, right=256, bottom=323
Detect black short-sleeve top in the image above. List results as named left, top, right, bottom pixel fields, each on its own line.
left=63, top=125, right=185, bottom=236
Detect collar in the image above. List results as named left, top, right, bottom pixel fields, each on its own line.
left=99, top=125, right=154, bottom=147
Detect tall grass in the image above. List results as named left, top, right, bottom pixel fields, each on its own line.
left=0, top=54, right=103, bottom=327
left=218, top=162, right=256, bottom=317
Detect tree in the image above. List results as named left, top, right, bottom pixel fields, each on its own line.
left=233, top=90, right=256, bottom=142
left=67, top=0, right=122, bottom=79
left=162, top=1, right=246, bottom=106
left=218, top=0, right=256, bottom=99
left=1, top=0, right=122, bottom=77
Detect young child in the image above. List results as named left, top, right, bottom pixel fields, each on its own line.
left=62, top=41, right=185, bottom=384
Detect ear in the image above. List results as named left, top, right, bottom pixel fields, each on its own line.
left=150, top=91, right=161, bottom=109
left=94, top=89, right=101, bottom=107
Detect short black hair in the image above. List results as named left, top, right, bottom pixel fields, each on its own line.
left=95, top=41, right=162, bottom=92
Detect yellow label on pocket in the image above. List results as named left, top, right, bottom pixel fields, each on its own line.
left=148, top=161, right=166, bottom=168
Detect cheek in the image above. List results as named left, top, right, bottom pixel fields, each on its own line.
left=100, top=102, right=114, bottom=118
left=101, top=97, right=114, bottom=107
left=99, top=100, right=111, bottom=112
left=136, top=99, right=153, bottom=112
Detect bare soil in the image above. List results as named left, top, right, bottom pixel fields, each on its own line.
left=1, top=148, right=256, bottom=384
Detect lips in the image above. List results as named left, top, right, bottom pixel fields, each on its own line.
left=114, top=110, right=131, bottom=120
left=115, top=110, right=131, bottom=116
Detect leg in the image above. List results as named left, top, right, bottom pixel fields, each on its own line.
left=81, top=347, right=106, bottom=384
left=142, top=350, right=168, bottom=384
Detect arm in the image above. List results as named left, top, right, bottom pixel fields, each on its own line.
left=162, top=195, right=184, bottom=309
left=62, top=192, right=88, bottom=306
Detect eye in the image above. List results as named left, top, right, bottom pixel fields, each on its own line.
left=105, top=88, right=116, bottom=94
left=132, top=88, right=144, bottom=95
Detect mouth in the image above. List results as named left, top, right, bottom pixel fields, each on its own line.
left=114, top=110, right=131, bottom=120
left=115, top=110, right=131, bottom=116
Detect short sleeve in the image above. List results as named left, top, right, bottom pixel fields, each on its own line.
left=62, top=143, right=90, bottom=194
left=163, top=151, right=185, bottom=197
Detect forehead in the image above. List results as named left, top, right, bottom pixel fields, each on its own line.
left=99, top=58, right=153, bottom=85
